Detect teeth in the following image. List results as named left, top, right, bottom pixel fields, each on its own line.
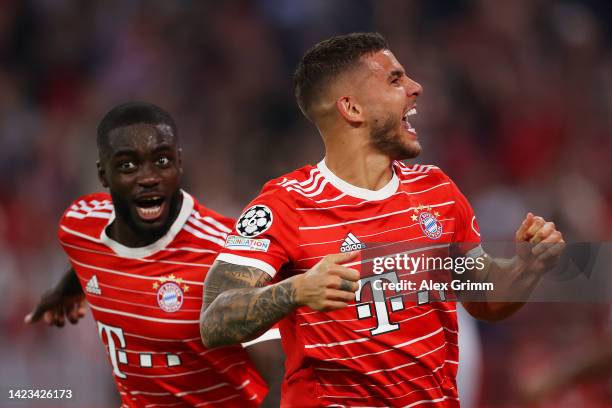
left=141, top=206, right=160, bottom=213
left=403, top=108, right=417, bottom=120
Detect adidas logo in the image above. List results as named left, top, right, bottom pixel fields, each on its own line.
left=86, top=275, right=102, bottom=295
left=340, top=232, right=366, bottom=252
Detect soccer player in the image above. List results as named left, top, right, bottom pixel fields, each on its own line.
left=25, top=102, right=271, bottom=407
left=199, top=33, right=565, bottom=407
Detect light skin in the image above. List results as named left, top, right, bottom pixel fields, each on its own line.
left=199, top=48, right=565, bottom=347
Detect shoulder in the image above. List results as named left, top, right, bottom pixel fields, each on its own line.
left=394, top=161, right=451, bottom=184
left=191, top=196, right=235, bottom=232
left=181, top=194, right=234, bottom=248
left=58, top=192, right=113, bottom=241
left=394, top=161, right=470, bottom=203
left=251, top=165, right=319, bottom=208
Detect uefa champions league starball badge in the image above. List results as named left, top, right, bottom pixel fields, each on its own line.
left=411, top=204, right=443, bottom=240
left=152, top=274, right=189, bottom=313
left=236, top=205, right=273, bottom=237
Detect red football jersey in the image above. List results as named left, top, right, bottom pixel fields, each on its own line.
left=58, top=191, right=267, bottom=408
left=217, top=160, right=482, bottom=408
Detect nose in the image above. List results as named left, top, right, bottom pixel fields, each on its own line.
left=406, top=77, right=423, bottom=98
left=137, top=162, right=161, bottom=188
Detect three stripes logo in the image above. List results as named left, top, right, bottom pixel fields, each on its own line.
left=340, top=232, right=366, bottom=252
left=86, top=275, right=102, bottom=295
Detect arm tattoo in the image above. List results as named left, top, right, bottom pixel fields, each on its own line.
left=200, top=260, right=297, bottom=347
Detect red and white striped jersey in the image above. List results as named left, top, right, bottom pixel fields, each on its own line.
left=217, top=160, right=482, bottom=408
left=58, top=191, right=267, bottom=408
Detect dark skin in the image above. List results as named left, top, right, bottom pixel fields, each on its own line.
left=25, top=122, right=184, bottom=326
left=98, top=122, right=183, bottom=247
left=26, top=121, right=285, bottom=401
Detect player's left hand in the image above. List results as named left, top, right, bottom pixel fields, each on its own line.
left=24, top=290, right=87, bottom=327
left=515, top=212, right=565, bottom=276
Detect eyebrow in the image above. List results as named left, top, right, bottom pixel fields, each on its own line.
left=152, top=144, right=175, bottom=152
left=111, top=149, right=137, bottom=158
left=389, top=70, right=404, bottom=80
left=110, top=144, right=175, bottom=158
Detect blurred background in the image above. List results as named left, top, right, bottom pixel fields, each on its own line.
left=1, top=0, right=612, bottom=407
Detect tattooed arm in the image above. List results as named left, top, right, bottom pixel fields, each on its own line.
left=200, top=252, right=360, bottom=348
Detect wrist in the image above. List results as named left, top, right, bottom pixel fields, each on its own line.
left=289, top=274, right=306, bottom=307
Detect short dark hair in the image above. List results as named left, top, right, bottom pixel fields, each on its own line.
left=294, top=32, right=389, bottom=120
left=97, top=102, right=177, bottom=151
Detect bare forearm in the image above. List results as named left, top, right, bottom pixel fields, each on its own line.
left=461, top=255, right=537, bottom=321
left=200, top=254, right=360, bottom=347
left=55, top=268, right=83, bottom=296
left=200, top=278, right=297, bottom=347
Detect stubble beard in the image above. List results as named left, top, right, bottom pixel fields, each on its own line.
left=369, top=114, right=421, bottom=161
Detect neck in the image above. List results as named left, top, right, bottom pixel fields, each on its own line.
left=322, top=130, right=394, bottom=190
left=107, top=193, right=183, bottom=248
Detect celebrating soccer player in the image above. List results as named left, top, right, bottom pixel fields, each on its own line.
left=199, top=33, right=565, bottom=407
left=25, top=102, right=277, bottom=407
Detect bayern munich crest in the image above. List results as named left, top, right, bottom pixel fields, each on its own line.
left=412, top=204, right=443, bottom=240
left=153, top=274, right=189, bottom=313
left=236, top=205, right=273, bottom=237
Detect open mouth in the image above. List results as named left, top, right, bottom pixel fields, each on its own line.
left=134, top=195, right=165, bottom=222
left=402, top=107, right=417, bottom=134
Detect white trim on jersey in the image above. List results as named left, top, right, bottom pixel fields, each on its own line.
left=314, top=192, right=347, bottom=204
left=123, top=331, right=201, bottom=343
left=60, top=225, right=104, bottom=243
left=187, top=215, right=228, bottom=238
left=317, top=159, right=399, bottom=201
left=162, top=246, right=218, bottom=254
left=241, top=328, right=281, bottom=347
left=189, top=211, right=232, bottom=233
left=319, top=372, right=439, bottom=389
left=69, top=258, right=204, bottom=286
left=194, top=394, right=243, bottom=406
left=354, top=307, right=457, bottom=333
left=100, top=190, right=195, bottom=259
left=214, top=253, right=277, bottom=277
left=144, top=403, right=184, bottom=408
left=286, top=179, right=329, bottom=198
left=304, top=337, right=370, bottom=349
left=65, top=210, right=113, bottom=219
left=296, top=182, right=451, bottom=211
left=299, top=201, right=455, bottom=231
left=89, top=303, right=199, bottom=324
left=319, top=385, right=444, bottom=401
left=322, top=327, right=445, bottom=362
left=62, top=240, right=212, bottom=268
left=182, top=224, right=226, bottom=247
left=401, top=175, right=430, bottom=184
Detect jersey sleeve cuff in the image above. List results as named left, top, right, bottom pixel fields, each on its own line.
left=465, top=245, right=485, bottom=259
left=215, top=253, right=278, bottom=277
left=241, top=328, right=281, bottom=348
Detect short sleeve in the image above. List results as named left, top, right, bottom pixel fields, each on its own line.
left=58, top=192, right=113, bottom=244
left=449, top=179, right=483, bottom=258
left=215, top=191, right=297, bottom=278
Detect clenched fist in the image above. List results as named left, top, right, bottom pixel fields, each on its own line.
left=293, top=251, right=361, bottom=311
left=515, top=212, right=565, bottom=276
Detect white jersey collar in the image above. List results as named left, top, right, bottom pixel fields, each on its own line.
left=317, top=159, right=399, bottom=201
left=100, top=190, right=194, bottom=259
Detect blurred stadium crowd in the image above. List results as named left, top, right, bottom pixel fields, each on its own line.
left=1, top=0, right=611, bottom=406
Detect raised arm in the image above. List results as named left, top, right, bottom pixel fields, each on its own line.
left=460, top=213, right=565, bottom=321
left=199, top=252, right=360, bottom=348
